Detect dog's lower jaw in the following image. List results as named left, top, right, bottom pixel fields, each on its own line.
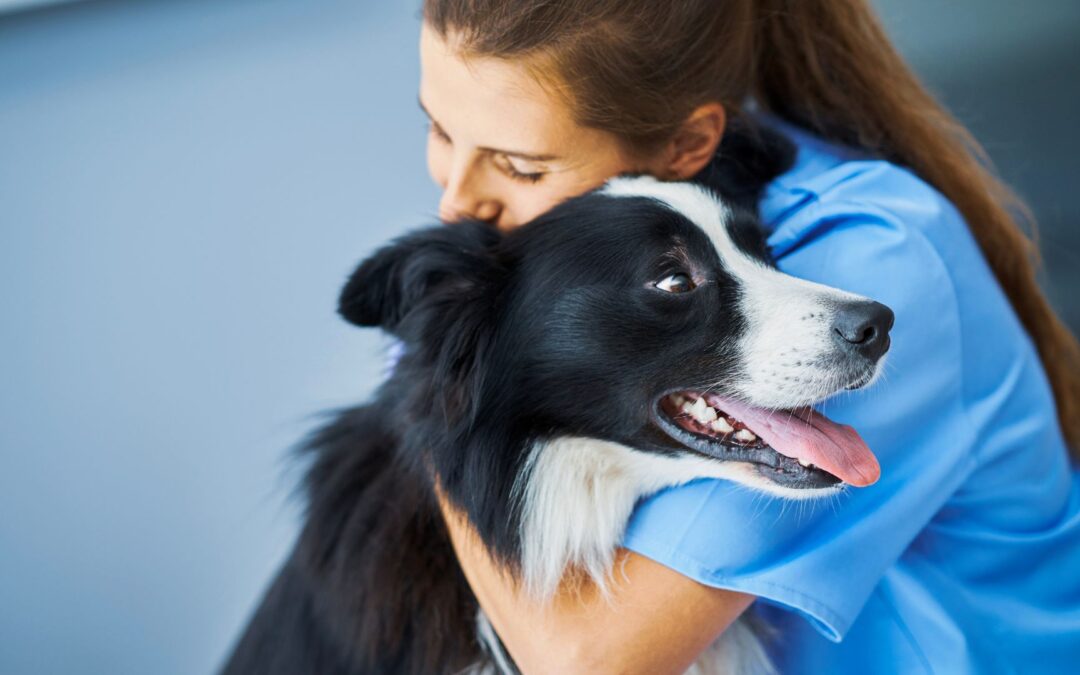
left=486, top=435, right=778, bottom=675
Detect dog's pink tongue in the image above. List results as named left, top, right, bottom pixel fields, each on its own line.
left=713, top=398, right=880, bottom=487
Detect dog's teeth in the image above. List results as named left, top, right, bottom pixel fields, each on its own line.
left=680, top=401, right=694, bottom=414
left=798, top=459, right=812, bottom=468
left=672, top=394, right=687, bottom=407
left=734, top=429, right=757, bottom=443
left=710, top=417, right=734, bottom=434
left=690, top=397, right=714, bottom=423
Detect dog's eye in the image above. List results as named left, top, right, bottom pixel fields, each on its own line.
left=655, top=273, right=695, bottom=293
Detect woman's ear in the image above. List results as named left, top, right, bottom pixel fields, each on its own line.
left=658, top=102, right=726, bottom=181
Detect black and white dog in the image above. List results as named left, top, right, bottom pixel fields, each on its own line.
left=222, top=123, right=893, bottom=675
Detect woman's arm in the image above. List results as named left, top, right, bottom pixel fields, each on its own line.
left=437, top=489, right=754, bottom=675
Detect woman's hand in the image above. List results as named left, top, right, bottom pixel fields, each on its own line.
left=435, top=485, right=755, bottom=675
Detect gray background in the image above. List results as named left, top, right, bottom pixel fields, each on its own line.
left=1, top=1, right=1077, bottom=673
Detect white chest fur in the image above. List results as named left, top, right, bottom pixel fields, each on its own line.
left=473, top=436, right=776, bottom=674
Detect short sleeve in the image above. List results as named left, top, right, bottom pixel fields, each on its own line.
left=622, top=186, right=981, bottom=641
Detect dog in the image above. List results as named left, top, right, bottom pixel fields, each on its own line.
left=221, top=122, right=893, bottom=674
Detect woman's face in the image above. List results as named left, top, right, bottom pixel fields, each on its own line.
left=419, top=24, right=655, bottom=231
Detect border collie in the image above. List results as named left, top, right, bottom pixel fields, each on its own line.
left=222, top=122, right=893, bottom=675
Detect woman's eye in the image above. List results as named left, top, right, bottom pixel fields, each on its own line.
left=506, top=165, right=545, bottom=184
left=655, top=273, right=695, bottom=293
left=498, top=155, right=546, bottom=184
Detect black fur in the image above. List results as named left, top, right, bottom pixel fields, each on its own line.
left=220, top=122, right=796, bottom=675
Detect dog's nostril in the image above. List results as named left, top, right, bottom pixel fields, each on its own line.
left=836, top=323, right=877, bottom=345
left=832, top=301, right=894, bottom=360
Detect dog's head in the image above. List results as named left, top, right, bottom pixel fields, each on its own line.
left=339, top=173, right=891, bottom=497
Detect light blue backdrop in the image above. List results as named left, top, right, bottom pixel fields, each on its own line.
left=1, top=1, right=437, bottom=673
left=1, top=1, right=1077, bottom=674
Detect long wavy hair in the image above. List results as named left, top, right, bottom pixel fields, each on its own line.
left=423, top=0, right=1080, bottom=454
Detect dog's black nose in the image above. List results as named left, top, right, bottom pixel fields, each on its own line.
left=832, top=301, right=894, bottom=361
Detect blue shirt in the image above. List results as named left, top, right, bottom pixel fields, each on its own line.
left=621, top=117, right=1080, bottom=673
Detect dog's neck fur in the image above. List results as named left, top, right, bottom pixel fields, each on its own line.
left=385, top=341, right=535, bottom=565
left=515, top=436, right=763, bottom=599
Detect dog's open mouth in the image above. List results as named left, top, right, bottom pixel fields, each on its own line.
left=654, top=391, right=881, bottom=489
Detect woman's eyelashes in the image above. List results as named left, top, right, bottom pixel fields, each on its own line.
left=427, top=121, right=547, bottom=184
left=496, top=155, right=546, bottom=183
left=428, top=121, right=452, bottom=144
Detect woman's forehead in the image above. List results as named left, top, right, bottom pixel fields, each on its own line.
left=418, top=23, right=600, bottom=162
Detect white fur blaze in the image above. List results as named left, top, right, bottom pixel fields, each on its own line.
left=515, top=436, right=749, bottom=599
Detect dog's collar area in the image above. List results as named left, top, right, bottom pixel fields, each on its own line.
left=655, top=391, right=843, bottom=488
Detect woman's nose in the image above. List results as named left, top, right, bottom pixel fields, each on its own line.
left=438, top=162, right=502, bottom=224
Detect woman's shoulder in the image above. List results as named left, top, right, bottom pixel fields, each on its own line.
left=756, top=114, right=967, bottom=263
left=754, top=115, right=1002, bottom=355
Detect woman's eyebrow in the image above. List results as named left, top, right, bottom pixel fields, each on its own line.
left=417, top=96, right=560, bottom=163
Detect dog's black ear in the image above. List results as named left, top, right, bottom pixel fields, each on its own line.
left=338, top=220, right=501, bottom=331
left=692, top=116, right=797, bottom=214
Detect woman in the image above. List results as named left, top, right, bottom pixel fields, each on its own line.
left=415, top=0, right=1080, bottom=672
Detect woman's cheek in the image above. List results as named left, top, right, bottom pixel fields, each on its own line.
left=501, top=190, right=560, bottom=229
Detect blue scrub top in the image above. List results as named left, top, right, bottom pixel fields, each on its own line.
left=621, top=116, right=1080, bottom=673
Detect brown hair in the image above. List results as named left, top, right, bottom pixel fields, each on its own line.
left=424, top=0, right=1080, bottom=454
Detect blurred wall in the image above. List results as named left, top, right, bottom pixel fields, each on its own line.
left=0, top=2, right=436, bottom=673
left=874, top=0, right=1080, bottom=330
left=0, top=1, right=1077, bottom=673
